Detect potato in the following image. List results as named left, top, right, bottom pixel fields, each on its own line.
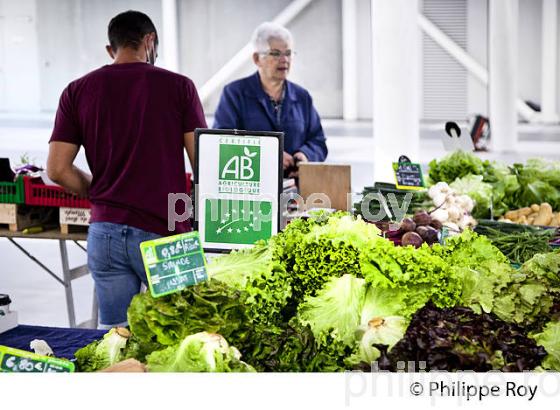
left=505, top=210, right=518, bottom=220
left=518, top=215, right=528, bottom=225
left=527, top=215, right=536, bottom=225
left=519, top=207, right=533, bottom=217
left=534, top=203, right=554, bottom=226
left=531, top=204, right=540, bottom=212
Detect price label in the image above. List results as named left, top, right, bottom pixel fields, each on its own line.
left=392, top=156, right=424, bottom=190
left=140, top=231, right=208, bottom=298
left=0, top=345, right=74, bottom=373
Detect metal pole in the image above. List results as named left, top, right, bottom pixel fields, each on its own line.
left=59, top=240, right=77, bottom=328
left=342, top=0, right=358, bottom=120
left=7, top=238, right=65, bottom=286
left=91, top=287, right=99, bottom=328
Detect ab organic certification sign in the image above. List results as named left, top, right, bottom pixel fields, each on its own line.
left=195, top=129, right=283, bottom=252
left=140, top=231, right=208, bottom=298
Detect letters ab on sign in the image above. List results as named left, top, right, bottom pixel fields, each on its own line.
left=218, top=137, right=261, bottom=195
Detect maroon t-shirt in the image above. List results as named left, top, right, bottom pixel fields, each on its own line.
left=50, top=62, right=207, bottom=235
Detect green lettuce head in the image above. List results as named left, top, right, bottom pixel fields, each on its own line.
left=146, top=332, right=255, bottom=372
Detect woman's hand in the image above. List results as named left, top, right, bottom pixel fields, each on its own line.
left=283, top=151, right=295, bottom=170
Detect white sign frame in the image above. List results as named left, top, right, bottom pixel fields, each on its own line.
left=194, top=128, right=283, bottom=252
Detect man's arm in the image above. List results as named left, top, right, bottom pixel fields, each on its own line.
left=184, top=131, right=195, bottom=171
left=47, top=141, right=92, bottom=196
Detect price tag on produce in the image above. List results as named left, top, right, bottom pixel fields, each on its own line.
left=392, top=155, right=425, bottom=190
left=0, top=345, right=74, bottom=373
left=140, top=231, right=208, bottom=298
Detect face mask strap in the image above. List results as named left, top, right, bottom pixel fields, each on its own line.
left=146, top=37, right=156, bottom=65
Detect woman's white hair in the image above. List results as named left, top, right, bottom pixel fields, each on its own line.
left=251, top=22, right=293, bottom=53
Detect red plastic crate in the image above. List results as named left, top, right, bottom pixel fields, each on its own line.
left=24, top=176, right=91, bottom=208
left=24, top=173, right=192, bottom=210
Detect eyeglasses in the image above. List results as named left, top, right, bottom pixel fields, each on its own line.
left=261, top=49, right=295, bottom=59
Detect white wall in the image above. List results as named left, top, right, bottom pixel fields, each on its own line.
left=0, top=0, right=557, bottom=122
left=37, top=0, right=162, bottom=111
left=0, top=0, right=41, bottom=112
left=178, top=0, right=342, bottom=117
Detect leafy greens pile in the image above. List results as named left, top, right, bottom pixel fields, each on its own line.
left=428, top=151, right=560, bottom=217
left=379, top=304, right=547, bottom=372
left=74, top=213, right=560, bottom=372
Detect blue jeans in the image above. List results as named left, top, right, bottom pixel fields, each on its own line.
left=88, top=222, right=161, bottom=328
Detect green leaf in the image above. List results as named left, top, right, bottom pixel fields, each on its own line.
left=207, top=245, right=292, bottom=327
left=74, top=328, right=129, bottom=372
left=146, top=332, right=255, bottom=372
left=297, top=274, right=366, bottom=346
left=532, top=321, right=560, bottom=371
left=428, top=151, right=488, bottom=184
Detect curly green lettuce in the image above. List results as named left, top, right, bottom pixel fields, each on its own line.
left=128, top=280, right=252, bottom=349
left=207, top=244, right=292, bottom=326
left=532, top=321, right=560, bottom=371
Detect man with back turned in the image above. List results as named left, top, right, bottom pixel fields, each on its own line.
left=47, top=10, right=207, bottom=328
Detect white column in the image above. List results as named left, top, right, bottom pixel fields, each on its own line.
left=540, top=0, right=559, bottom=123
left=371, top=0, right=420, bottom=183
left=342, top=0, right=358, bottom=120
left=489, top=0, right=518, bottom=151
left=161, top=0, right=180, bottom=72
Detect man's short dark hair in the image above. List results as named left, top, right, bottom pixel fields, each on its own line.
left=108, top=10, right=158, bottom=51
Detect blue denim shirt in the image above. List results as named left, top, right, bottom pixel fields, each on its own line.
left=213, top=72, right=328, bottom=162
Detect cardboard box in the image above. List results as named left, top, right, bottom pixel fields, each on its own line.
left=0, top=311, right=18, bottom=334
left=298, top=163, right=352, bottom=211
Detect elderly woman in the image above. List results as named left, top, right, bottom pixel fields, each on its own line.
left=213, top=22, right=328, bottom=176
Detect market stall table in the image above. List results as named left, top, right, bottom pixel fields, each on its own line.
left=0, top=324, right=106, bottom=360
left=0, top=228, right=97, bottom=328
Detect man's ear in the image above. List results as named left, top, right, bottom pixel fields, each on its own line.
left=106, top=45, right=115, bottom=59
left=252, top=52, right=260, bottom=65
left=144, top=32, right=156, bottom=49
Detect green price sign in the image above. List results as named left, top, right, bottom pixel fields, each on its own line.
left=140, top=231, right=208, bottom=298
left=392, top=156, right=425, bottom=191
left=0, top=345, right=74, bottom=373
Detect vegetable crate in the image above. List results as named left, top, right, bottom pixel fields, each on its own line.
left=0, top=204, right=54, bottom=232
left=0, top=176, right=24, bottom=204
left=24, top=177, right=90, bottom=208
